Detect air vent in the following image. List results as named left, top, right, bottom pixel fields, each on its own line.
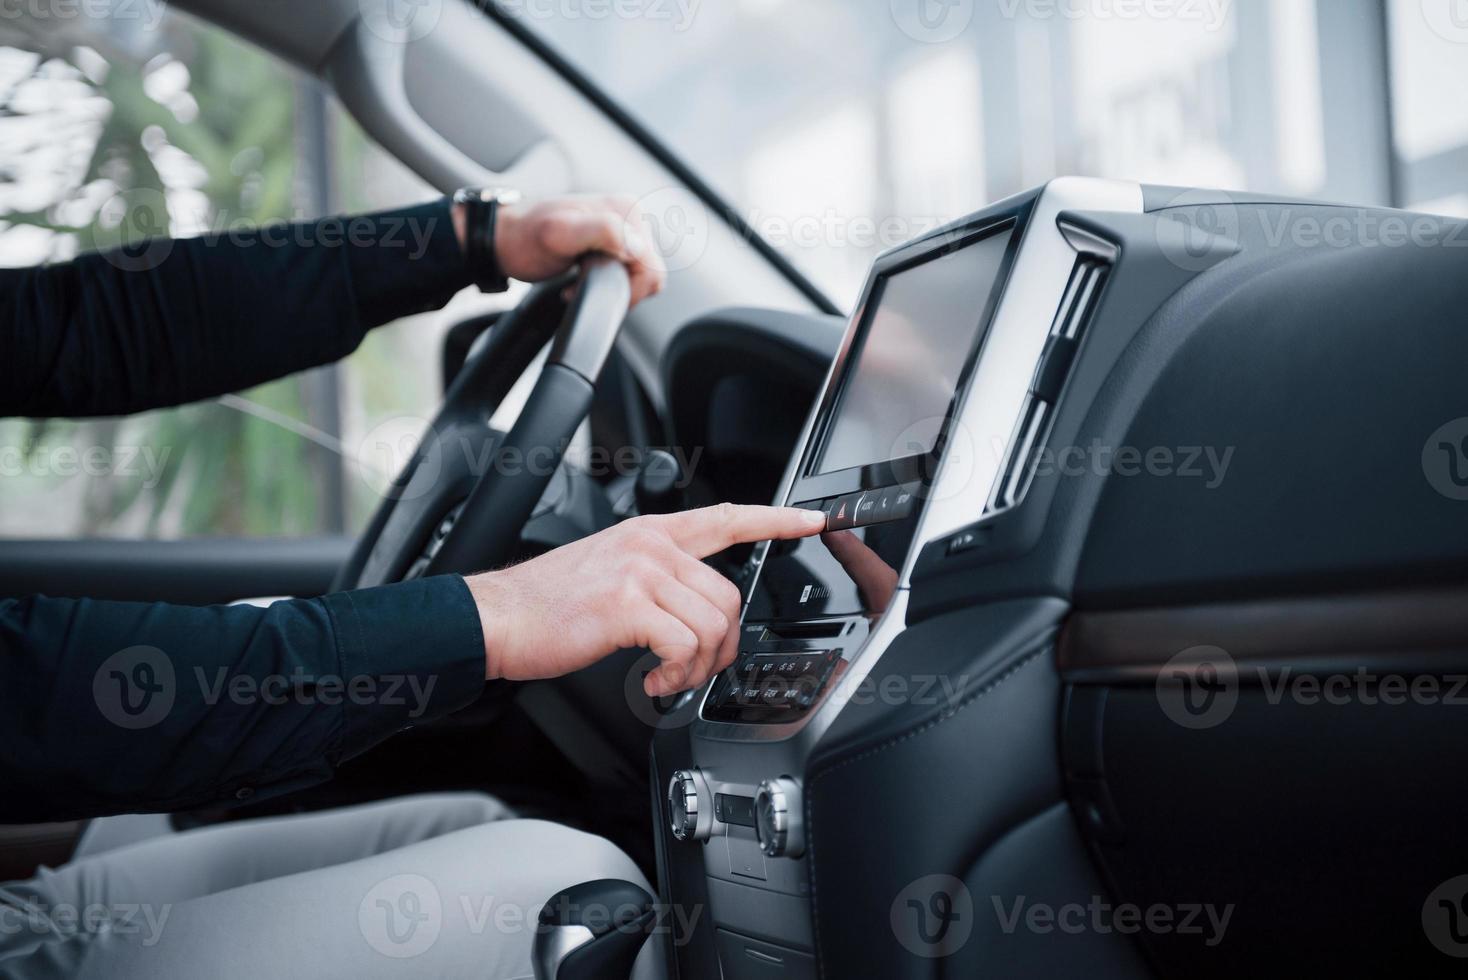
left=990, top=254, right=1110, bottom=512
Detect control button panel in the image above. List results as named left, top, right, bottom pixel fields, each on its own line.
left=812, top=484, right=918, bottom=533
left=701, top=617, right=868, bottom=724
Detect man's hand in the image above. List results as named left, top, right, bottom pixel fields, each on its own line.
left=454, top=194, right=668, bottom=308
left=464, top=504, right=826, bottom=697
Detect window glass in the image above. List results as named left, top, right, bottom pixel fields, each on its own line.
left=510, top=0, right=1340, bottom=308
left=0, top=8, right=512, bottom=539
left=1387, top=0, right=1468, bottom=217
left=0, top=9, right=318, bottom=538
left=328, top=109, right=527, bottom=533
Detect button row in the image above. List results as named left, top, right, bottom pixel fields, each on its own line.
left=820, top=485, right=917, bottom=531
left=711, top=650, right=841, bottom=712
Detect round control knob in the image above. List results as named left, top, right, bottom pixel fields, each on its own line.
left=668, top=769, right=712, bottom=842
left=754, top=776, right=805, bottom=858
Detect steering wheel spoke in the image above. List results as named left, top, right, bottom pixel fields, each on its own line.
left=333, top=258, right=632, bottom=591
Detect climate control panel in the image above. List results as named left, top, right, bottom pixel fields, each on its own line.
left=701, top=617, right=868, bottom=723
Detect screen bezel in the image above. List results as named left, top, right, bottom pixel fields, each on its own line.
left=787, top=207, right=1028, bottom=504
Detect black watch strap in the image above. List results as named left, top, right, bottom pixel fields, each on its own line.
left=454, top=187, right=519, bottom=293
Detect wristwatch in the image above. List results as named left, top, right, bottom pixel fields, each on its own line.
left=453, top=186, right=522, bottom=293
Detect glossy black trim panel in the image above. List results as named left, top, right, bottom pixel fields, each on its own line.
left=1059, top=584, right=1468, bottom=683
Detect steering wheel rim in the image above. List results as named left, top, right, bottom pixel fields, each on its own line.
left=332, top=257, right=632, bottom=592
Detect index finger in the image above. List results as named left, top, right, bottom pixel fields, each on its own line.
left=663, top=503, right=827, bottom=559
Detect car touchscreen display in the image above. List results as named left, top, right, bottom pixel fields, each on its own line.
left=743, top=225, right=1015, bottom=624
left=815, top=228, right=1014, bottom=476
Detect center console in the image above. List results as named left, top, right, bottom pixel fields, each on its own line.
left=652, top=178, right=1145, bottom=978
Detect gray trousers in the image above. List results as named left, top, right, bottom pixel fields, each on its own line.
left=0, top=794, right=653, bottom=979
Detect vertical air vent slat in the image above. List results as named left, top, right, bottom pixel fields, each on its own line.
left=988, top=254, right=1110, bottom=513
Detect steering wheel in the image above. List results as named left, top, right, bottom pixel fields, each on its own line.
left=333, top=256, right=632, bottom=592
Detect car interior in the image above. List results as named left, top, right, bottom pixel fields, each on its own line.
left=3, top=1, right=1468, bottom=978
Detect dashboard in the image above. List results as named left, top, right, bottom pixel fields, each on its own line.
left=654, top=178, right=1143, bottom=978
left=649, top=178, right=1468, bottom=980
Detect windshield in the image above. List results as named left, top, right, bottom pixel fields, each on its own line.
left=504, top=0, right=1466, bottom=312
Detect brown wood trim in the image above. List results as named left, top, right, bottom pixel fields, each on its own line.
left=1059, top=583, right=1468, bottom=683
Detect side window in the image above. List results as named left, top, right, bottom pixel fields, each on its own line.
left=0, top=9, right=512, bottom=539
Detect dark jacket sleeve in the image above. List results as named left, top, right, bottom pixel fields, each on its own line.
left=0, top=198, right=472, bottom=418
left=0, top=575, right=487, bottom=823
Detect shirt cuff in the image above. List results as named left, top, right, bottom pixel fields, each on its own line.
left=342, top=198, right=474, bottom=329
left=320, top=574, right=486, bottom=759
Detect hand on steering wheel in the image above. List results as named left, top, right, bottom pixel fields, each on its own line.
left=467, top=505, right=826, bottom=697
left=452, top=193, right=668, bottom=307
